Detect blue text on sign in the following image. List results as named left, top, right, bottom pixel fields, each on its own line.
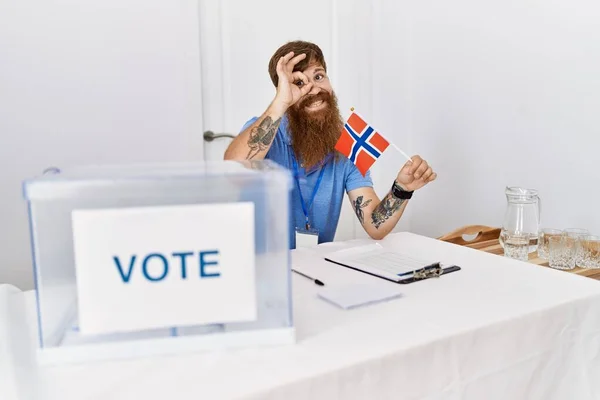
left=113, top=250, right=220, bottom=283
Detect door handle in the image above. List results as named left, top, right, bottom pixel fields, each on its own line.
left=203, top=130, right=236, bottom=142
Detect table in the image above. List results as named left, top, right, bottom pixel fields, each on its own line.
left=3, top=232, right=600, bottom=400
left=465, top=235, right=600, bottom=280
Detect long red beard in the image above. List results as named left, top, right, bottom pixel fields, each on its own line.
left=286, top=91, right=342, bottom=169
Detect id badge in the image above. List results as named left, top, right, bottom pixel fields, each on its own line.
left=295, top=227, right=319, bottom=248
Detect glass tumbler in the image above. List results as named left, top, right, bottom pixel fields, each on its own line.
left=548, top=235, right=577, bottom=270
left=563, top=228, right=590, bottom=267
left=538, top=228, right=563, bottom=260
left=580, top=235, right=600, bottom=269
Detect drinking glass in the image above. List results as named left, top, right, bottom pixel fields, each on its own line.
left=580, top=235, right=600, bottom=269
left=563, top=228, right=590, bottom=267
left=503, top=232, right=529, bottom=261
left=548, top=235, right=576, bottom=270
left=538, top=228, right=563, bottom=260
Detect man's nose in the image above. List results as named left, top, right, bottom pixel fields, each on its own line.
left=308, top=85, right=321, bottom=96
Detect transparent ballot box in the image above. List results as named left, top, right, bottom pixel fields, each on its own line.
left=23, top=160, right=294, bottom=364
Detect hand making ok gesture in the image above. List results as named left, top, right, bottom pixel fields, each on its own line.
left=273, top=52, right=315, bottom=110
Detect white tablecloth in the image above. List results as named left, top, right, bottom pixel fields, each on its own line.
left=3, top=232, right=600, bottom=399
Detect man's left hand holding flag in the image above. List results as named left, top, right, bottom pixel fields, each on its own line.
left=395, top=155, right=437, bottom=192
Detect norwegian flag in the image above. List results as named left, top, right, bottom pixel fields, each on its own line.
left=335, top=111, right=390, bottom=176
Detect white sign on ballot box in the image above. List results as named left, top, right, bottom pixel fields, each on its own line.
left=71, top=202, right=257, bottom=335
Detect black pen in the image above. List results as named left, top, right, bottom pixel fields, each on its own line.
left=292, top=269, right=325, bottom=286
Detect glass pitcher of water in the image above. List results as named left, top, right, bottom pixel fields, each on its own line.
left=500, top=187, right=541, bottom=253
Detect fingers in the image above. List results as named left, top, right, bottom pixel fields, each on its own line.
left=291, top=71, right=309, bottom=86
left=300, top=82, right=314, bottom=96
left=282, top=51, right=296, bottom=64
left=286, top=53, right=307, bottom=72
left=413, top=162, right=428, bottom=179
left=420, top=166, right=433, bottom=182
left=399, top=159, right=413, bottom=176
left=277, top=52, right=308, bottom=87
left=419, top=168, right=437, bottom=185
left=276, top=56, right=286, bottom=82
left=407, top=155, right=422, bottom=175
left=400, top=154, right=438, bottom=190
left=414, top=162, right=429, bottom=180
left=279, top=51, right=307, bottom=74
left=277, top=52, right=303, bottom=75
left=291, top=71, right=313, bottom=95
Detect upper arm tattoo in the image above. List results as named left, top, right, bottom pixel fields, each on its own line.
left=246, top=116, right=281, bottom=159
left=371, top=193, right=405, bottom=229
left=352, top=195, right=372, bottom=224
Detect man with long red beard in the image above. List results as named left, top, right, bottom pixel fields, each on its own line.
left=225, top=41, right=437, bottom=249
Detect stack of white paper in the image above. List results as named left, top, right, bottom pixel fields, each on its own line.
left=317, top=283, right=403, bottom=309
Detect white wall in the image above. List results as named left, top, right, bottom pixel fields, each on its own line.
left=373, top=0, right=600, bottom=238
left=368, top=0, right=415, bottom=237
left=0, top=0, right=203, bottom=290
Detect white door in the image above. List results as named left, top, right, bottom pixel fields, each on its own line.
left=197, top=0, right=374, bottom=241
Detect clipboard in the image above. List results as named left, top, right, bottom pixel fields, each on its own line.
left=323, top=244, right=461, bottom=284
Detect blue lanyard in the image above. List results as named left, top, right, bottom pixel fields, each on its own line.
left=292, top=158, right=325, bottom=230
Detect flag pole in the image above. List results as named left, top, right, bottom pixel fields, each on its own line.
left=390, top=143, right=413, bottom=163
left=350, top=107, right=413, bottom=163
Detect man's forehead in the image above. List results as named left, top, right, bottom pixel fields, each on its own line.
left=298, top=62, right=325, bottom=73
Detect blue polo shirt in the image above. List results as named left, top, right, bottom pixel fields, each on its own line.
left=241, top=116, right=373, bottom=249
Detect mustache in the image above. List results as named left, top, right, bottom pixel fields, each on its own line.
left=298, top=91, right=331, bottom=109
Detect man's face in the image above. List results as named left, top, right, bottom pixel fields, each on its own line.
left=292, top=63, right=334, bottom=116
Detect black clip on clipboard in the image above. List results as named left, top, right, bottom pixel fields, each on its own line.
left=323, top=258, right=462, bottom=284
left=396, top=263, right=461, bottom=284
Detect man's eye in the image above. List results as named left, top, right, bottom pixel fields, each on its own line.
left=315, top=74, right=323, bottom=81
left=294, top=80, right=305, bottom=87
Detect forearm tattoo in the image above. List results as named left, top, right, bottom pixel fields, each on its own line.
left=371, top=192, right=405, bottom=229
left=246, top=116, right=281, bottom=159
left=352, top=195, right=372, bottom=224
